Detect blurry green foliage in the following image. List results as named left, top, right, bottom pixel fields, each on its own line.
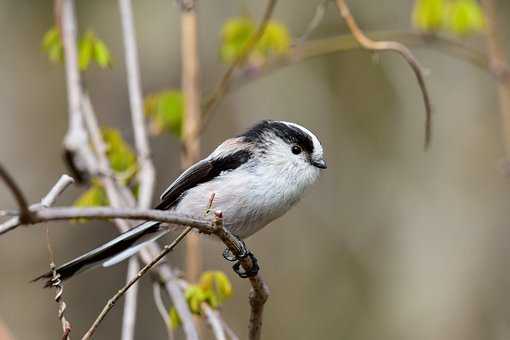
left=220, top=17, right=291, bottom=64
left=42, top=26, right=112, bottom=70
left=73, top=180, right=109, bottom=221
left=144, top=90, right=184, bottom=138
left=168, top=271, right=233, bottom=329
left=445, top=0, right=485, bottom=35
left=412, top=0, right=485, bottom=36
left=42, top=27, right=64, bottom=63
left=101, top=127, right=137, bottom=178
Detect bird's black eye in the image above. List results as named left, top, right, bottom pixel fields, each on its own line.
left=291, top=145, right=302, bottom=155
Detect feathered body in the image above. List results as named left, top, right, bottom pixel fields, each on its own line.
left=34, top=120, right=326, bottom=285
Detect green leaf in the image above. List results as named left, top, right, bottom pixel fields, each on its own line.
left=42, top=26, right=64, bottom=63
left=445, top=0, right=485, bottom=36
left=101, top=128, right=137, bottom=177
left=79, top=31, right=95, bottom=71
left=144, top=90, right=184, bottom=138
left=219, top=17, right=290, bottom=65
left=412, top=0, right=446, bottom=32
left=185, top=285, right=207, bottom=315
left=73, top=182, right=109, bottom=208
left=257, top=22, right=291, bottom=55
left=199, top=271, right=233, bottom=307
left=93, top=38, right=112, bottom=68
left=168, top=307, right=181, bottom=329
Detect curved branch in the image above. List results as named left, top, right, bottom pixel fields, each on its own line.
left=335, top=0, right=432, bottom=149
left=0, top=164, right=31, bottom=223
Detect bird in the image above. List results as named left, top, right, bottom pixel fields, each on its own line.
left=34, top=120, right=326, bottom=286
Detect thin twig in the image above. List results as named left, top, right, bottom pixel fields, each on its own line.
left=212, top=212, right=269, bottom=340
left=335, top=0, right=433, bottom=149
left=119, top=0, right=156, bottom=210
left=0, top=174, right=74, bottom=235
left=121, top=258, right=139, bottom=340
left=152, top=281, right=174, bottom=340
left=179, top=0, right=203, bottom=283
left=60, top=0, right=97, bottom=177
left=298, top=0, right=330, bottom=43
left=201, top=0, right=278, bottom=130
left=118, top=1, right=154, bottom=337
left=0, top=164, right=31, bottom=223
left=201, top=303, right=226, bottom=340
left=81, top=227, right=193, bottom=340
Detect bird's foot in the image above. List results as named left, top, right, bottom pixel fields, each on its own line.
left=222, top=239, right=260, bottom=278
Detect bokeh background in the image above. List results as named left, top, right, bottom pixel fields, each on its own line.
left=2, top=0, right=510, bottom=339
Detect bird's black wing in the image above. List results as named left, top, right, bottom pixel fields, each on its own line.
left=156, top=149, right=252, bottom=210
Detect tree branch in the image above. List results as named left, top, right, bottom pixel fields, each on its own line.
left=179, top=0, right=204, bottom=283
left=121, top=258, right=139, bottom=340
left=201, top=0, right=278, bottom=130
left=119, top=0, right=156, bottom=210
left=0, top=164, right=32, bottom=223
left=0, top=174, right=74, bottom=235
left=60, top=0, right=97, bottom=179
left=81, top=227, right=193, bottom=340
left=335, top=0, right=433, bottom=149
left=212, top=212, right=269, bottom=340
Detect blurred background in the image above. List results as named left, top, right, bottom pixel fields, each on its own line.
left=2, top=0, right=510, bottom=339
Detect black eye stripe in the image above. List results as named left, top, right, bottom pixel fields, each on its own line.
left=240, top=120, right=315, bottom=154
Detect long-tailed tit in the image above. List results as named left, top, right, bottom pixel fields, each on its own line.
left=35, top=120, right=326, bottom=284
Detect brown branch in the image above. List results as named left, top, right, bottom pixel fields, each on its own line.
left=81, top=227, right=193, bottom=340
left=201, top=0, right=278, bottom=131
left=335, top=0, right=432, bottom=149
left=179, top=0, right=203, bottom=283
left=480, top=0, right=510, bottom=157
left=0, top=164, right=32, bottom=223
left=212, top=212, right=269, bottom=340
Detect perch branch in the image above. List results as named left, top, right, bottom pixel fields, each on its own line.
left=212, top=212, right=269, bottom=340
left=81, top=227, right=193, bottom=340
left=335, top=0, right=432, bottom=149
left=201, top=0, right=278, bottom=130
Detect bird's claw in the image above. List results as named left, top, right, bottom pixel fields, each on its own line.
left=222, top=239, right=259, bottom=278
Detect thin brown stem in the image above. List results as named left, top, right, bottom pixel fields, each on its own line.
left=335, top=0, right=433, bottom=149
left=81, top=227, right=192, bottom=340
left=179, top=0, right=203, bottom=283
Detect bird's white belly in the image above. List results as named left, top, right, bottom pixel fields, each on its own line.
left=172, top=168, right=303, bottom=238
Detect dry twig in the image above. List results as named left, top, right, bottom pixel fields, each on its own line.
left=335, top=0, right=433, bottom=149
left=0, top=164, right=32, bottom=223
left=81, top=227, right=193, bottom=340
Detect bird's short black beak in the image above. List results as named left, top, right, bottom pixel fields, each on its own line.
left=311, top=158, right=327, bottom=169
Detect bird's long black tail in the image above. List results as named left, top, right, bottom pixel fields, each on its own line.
left=32, top=221, right=165, bottom=287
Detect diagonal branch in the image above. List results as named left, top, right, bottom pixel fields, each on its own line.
left=201, top=0, right=278, bottom=130
left=81, top=227, right=193, bottom=340
left=335, top=0, right=433, bottom=149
